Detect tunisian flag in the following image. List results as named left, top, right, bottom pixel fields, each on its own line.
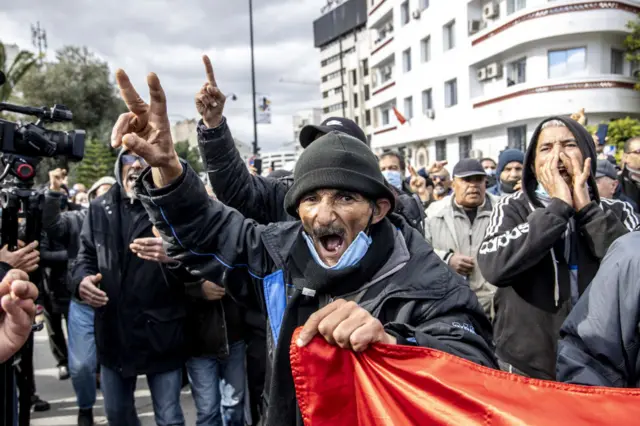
left=392, top=107, right=407, bottom=125
left=290, top=328, right=640, bottom=426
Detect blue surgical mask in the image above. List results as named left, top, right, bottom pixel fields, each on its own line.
left=535, top=183, right=552, bottom=204
left=382, top=170, right=403, bottom=190
left=302, top=231, right=372, bottom=270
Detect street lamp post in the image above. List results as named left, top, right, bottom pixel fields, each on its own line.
left=249, top=0, right=259, bottom=155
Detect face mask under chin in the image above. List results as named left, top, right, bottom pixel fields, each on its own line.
left=303, top=231, right=372, bottom=270
left=627, top=165, right=640, bottom=185
left=434, top=186, right=447, bottom=196
left=500, top=180, right=518, bottom=194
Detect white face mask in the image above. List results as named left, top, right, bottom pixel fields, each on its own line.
left=485, top=168, right=496, bottom=176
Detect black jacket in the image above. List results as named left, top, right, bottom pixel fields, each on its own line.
left=477, top=117, right=638, bottom=380
left=185, top=275, right=245, bottom=359
left=557, top=232, right=640, bottom=387
left=73, top=152, right=188, bottom=377
left=42, top=191, right=87, bottom=301
left=40, top=232, right=71, bottom=313
left=197, top=118, right=426, bottom=235
left=619, top=167, right=640, bottom=212
left=135, top=162, right=497, bottom=425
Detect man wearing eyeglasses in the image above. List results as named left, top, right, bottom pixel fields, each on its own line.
left=430, top=167, right=453, bottom=202
left=620, top=137, right=640, bottom=211
left=425, top=159, right=498, bottom=320
left=72, top=150, right=190, bottom=426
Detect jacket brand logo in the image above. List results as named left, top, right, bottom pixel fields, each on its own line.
left=479, top=223, right=529, bottom=254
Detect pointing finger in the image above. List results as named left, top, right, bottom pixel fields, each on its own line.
left=147, top=72, right=168, bottom=118
left=203, top=55, right=217, bottom=87
left=116, top=69, right=149, bottom=116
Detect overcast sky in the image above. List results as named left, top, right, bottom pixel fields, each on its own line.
left=0, top=0, right=324, bottom=152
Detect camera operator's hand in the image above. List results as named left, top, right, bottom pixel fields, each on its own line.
left=0, top=241, right=40, bottom=273
left=49, top=168, right=67, bottom=192
left=79, top=274, right=108, bottom=308
left=130, top=237, right=173, bottom=263
left=196, top=55, right=226, bottom=129
left=112, top=69, right=182, bottom=188
left=0, top=269, right=38, bottom=363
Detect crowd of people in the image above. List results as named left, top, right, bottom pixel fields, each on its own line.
left=1, top=54, right=640, bottom=426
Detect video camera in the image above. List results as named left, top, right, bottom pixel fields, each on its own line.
left=0, top=70, right=85, bottom=184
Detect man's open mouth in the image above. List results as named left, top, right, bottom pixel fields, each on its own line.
left=127, top=173, right=140, bottom=183
left=319, top=234, right=344, bottom=254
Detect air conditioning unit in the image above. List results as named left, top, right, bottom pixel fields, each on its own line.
left=425, top=109, right=435, bottom=119
left=486, top=62, right=503, bottom=79
left=468, top=20, right=481, bottom=35
left=483, top=2, right=499, bottom=19
left=412, top=10, right=421, bottom=20
left=477, top=67, right=487, bottom=81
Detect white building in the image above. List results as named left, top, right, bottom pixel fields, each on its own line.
left=361, top=0, right=640, bottom=169
left=293, top=108, right=323, bottom=154
left=260, top=150, right=298, bottom=173
left=170, top=118, right=252, bottom=161
left=314, top=0, right=374, bottom=143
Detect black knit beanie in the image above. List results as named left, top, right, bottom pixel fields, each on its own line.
left=284, top=131, right=396, bottom=218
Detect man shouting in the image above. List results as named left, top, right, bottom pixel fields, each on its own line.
left=111, top=68, right=496, bottom=426
left=478, top=117, right=638, bottom=380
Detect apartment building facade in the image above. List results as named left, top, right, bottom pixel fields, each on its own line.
left=314, top=0, right=375, bottom=142
left=365, top=0, right=640, bottom=168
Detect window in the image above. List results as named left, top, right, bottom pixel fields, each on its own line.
left=420, top=0, right=429, bottom=10
left=445, top=78, right=458, bottom=107
left=421, top=36, right=431, bottom=63
left=352, top=70, right=357, bottom=85
left=548, top=47, right=586, bottom=78
left=354, top=93, right=359, bottom=108
left=363, top=59, right=369, bottom=77
left=365, top=109, right=371, bottom=126
left=401, top=1, right=410, bottom=25
left=611, top=49, right=624, bottom=75
left=459, top=135, right=472, bottom=160
left=422, top=89, right=433, bottom=112
left=334, top=87, right=342, bottom=94
left=507, top=57, right=526, bottom=86
left=443, top=20, right=456, bottom=51
left=404, top=96, right=413, bottom=120
left=507, top=125, right=527, bottom=151
left=436, top=140, right=447, bottom=161
left=355, top=116, right=360, bottom=126
left=380, top=66, right=393, bottom=84
left=507, top=0, right=526, bottom=15
left=323, top=102, right=347, bottom=114
left=381, top=108, right=390, bottom=126
left=403, top=48, right=412, bottom=73
left=364, top=85, right=370, bottom=101
left=322, top=91, right=329, bottom=98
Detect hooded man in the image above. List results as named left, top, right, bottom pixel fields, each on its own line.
left=72, top=150, right=190, bottom=426
left=109, top=65, right=497, bottom=426
left=487, top=149, right=524, bottom=198
left=477, top=116, right=638, bottom=380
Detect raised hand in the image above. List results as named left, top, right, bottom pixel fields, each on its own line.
left=112, top=69, right=182, bottom=187
left=428, top=160, right=448, bottom=175
left=408, top=164, right=430, bottom=202
left=564, top=153, right=591, bottom=211
left=538, top=149, right=573, bottom=207
left=196, top=55, right=226, bottom=129
left=0, top=270, right=39, bottom=363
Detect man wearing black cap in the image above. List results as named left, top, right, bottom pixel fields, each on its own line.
left=158, top=56, right=425, bottom=234
left=477, top=117, right=638, bottom=380
left=425, top=159, right=498, bottom=319
left=108, top=68, right=498, bottom=426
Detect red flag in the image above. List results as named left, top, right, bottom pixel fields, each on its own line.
left=392, top=107, right=407, bottom=125
left=290, top=328, right=640, bottom=426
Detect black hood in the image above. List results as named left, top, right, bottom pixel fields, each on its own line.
left=522, top=116, right=599, bottom=208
